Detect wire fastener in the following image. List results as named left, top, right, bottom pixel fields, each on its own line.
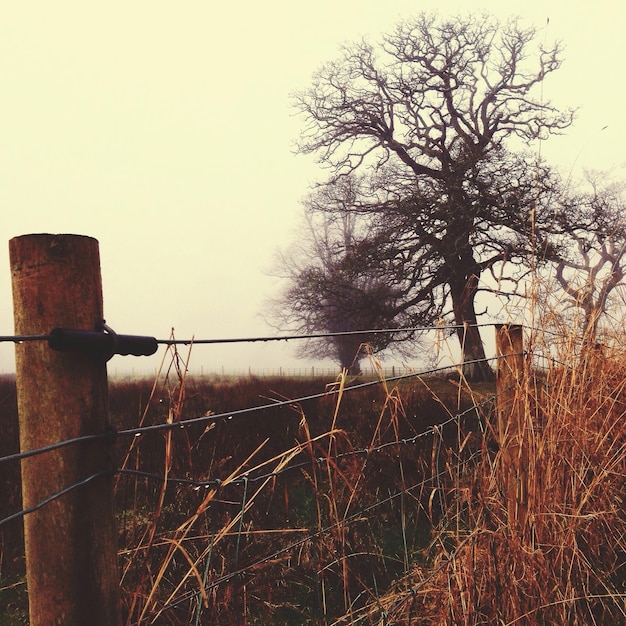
left=48, top=320, right=158, bottom=361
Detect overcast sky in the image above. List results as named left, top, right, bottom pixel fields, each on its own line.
left=1, top=0, right=624, bottom=375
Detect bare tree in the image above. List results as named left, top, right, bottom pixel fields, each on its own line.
left=554, top=174, right=626, bottom=345
left=268, top=177, right=420, bottom=373
left=293, top=12, right=574, bottom=380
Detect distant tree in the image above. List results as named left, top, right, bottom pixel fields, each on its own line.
left=293, top=12, right=574, bottom=380
left=554, top=173, right=626, bottom=345
left=268, top=177, right=421, bottom=374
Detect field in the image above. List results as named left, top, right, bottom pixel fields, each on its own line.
left=1, top=337, right=625, bottom=624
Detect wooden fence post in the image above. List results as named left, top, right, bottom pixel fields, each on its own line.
left=495, top=324, right=528, bottom=530
left=10, top=234, right=122, bottom=626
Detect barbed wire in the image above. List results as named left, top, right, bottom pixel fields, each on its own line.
left=116, top=396, right=493, bottom=491
left=0, top=431, right=112, bottom=466
left=0, top=337, right=507, bottom=622
left=0, top=471, right=112, bottom=527
left=154, top=323, right=494, bottom=346
left=0, top=334, right=512, bottom=537
left=0, top=309, right=615, bottom=617
left=0, top=353, right=509, bottom=536
left=0, top=321, right=569, bottom=348
left=0, top=323, right=469, bottom=345
left=135, top=443, right=485, bottom=626
left=114, top=355, right=502, bottom=440
left=119, top=395, right=496, bottom=623
left=0, top=371, right=498, bottom=537
left=0, top=394, right=496, bottom=531
left=0, top=352, right=509, bottom=469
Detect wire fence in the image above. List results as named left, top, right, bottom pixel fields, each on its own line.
left=6, top=226, right=626, bottom=626
left=114, top=391, right=495, bottom=625
left=0, top=344, right=500, bottom=525
left=1, top=321, right=608, bottom=624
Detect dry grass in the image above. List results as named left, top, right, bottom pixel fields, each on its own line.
left=346, top=334, right=626, bottom=625
left=112, top=344, right=484, bottom=624
left=3, top=317, right=625, bottom=625
left=109, top=321, right=626, bottom=624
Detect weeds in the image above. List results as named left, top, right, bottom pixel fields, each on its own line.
left=347, top=332, right=626, bottom=625
left=2, top=320, right=625, bottom=624
left=111, top=353, right=467, bottom=624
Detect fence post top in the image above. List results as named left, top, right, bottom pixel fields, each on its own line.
left=10, top=233, right=99, bottom=244
left=495, top=323, right=524, bottom=331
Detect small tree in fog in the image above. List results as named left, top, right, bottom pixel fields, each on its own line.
left=554, top=173, right=626, bottom=345
left=268, top=177, right=419, bottom=374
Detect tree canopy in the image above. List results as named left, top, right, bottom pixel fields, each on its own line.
left=275, top=12, right=577, bottom=379
left=267, top=178, right=416, bottom=374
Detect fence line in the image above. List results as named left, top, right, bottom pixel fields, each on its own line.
left=114, top=365, right=501, bottom=624
left=0, top=315, right=521, bottom=623
left=0, top=363, right=502, bottom=529
left=116, top=402, right=493, bottom=494
left=0, top=321, right=500, bottom=347
left=0, top=431, right=112, bottom=466
left=0, top=353, right=506, bottom=468
left=5, top=235, right=625, bottom=625
left=6, top=329, right=605, bottom=623
left=0, top=471, right=113, bottom=527
left=0, top=350, right=505, bottom=547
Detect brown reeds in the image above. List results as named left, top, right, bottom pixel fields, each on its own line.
left=348, top=326, right=626, bottom=625
left=5, top=312, right=623, bottom=624
left=112, top=352, right=454, bottom=624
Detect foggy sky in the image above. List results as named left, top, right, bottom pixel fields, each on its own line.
left=2, top=0, right=624, bottom=375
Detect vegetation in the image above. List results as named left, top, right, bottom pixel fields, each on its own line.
left=2, top=11, right=625, bottom=626
left=553, top=171, right=626, bottom=345
left=267, top=185, right=413, bottom=374
left=273, top=12, right=580, bottom=380
left=2, top=313, right=625, bottom=624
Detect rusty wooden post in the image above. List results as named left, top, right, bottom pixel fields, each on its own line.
left=10, top=234, right=121, bottom=626
left=495, top=324, right=528, bottom=530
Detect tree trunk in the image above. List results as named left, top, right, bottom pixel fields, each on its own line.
left=336, top=336, right=363, bottom=375
left=448, top=262, right=493, bottom=382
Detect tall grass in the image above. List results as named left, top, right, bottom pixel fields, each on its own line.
left=348, top=330, right=626, bottom=624
left=111, top=343, right=486, bottom=624
left=2, top=315, right=625, bottom=624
